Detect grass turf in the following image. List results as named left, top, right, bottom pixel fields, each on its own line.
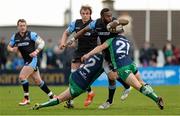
left=0, top=86, right=180, bottom=115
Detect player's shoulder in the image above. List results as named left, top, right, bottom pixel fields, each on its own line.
left=116, top=35, right=129, bottom=42
left=29, top=31, right=37, bottom=35
left=92, top=53, right=104, bottom=62
left=75, top=19, right=82, bottom=23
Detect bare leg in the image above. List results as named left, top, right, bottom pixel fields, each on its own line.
left=125, top=73, right=164, bottom=110
left=32, top=88, right=72, bottom=110
left=19, top=66, right=34, bottom=105
left=31, top=70, right=54, bottom=99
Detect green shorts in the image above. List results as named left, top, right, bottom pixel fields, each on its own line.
left=117, top=63, right=137, bottom=81
left=69, top=75, right=85, bottom=98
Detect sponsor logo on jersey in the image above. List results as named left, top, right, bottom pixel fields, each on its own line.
left=84, top=32, right=91, bottom=36
left=98, top=32, right=110, bottom=36
left=17, top=42, right=29, bottom=47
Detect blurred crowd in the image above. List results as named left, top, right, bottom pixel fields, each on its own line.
left=0, top=37, right=74, bottom=70
left=139, top=40, right=180, bottom=67
left=0, top=37, right=180, bottom=70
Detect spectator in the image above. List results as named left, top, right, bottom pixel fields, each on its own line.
left=0, top=37, right=8, bottom=70
left=139, top=42, right=151, bottom=67
left=163, top=40, right=176, bottom=66
left=44, top=38, right=56, bottom=69
left=12, top=54, right=24, bottom=70
left=173, top=46, right=180, bottom=65
left=53, top=45, right=64, bottom=69
left=149, top=44, right=158, bottom=67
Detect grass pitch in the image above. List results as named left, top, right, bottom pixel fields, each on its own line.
left=0, top=86, right=180, bottom=115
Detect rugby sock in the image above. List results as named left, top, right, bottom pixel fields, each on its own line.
left=140, top=85, right=158, bottom=102
left=21, top=80, right=29, bottom=100
left=117, top=77, right=130, bottom=89
left=39, top=81, right=53, bottom=99
left=39, top=98, right=60, bottom=109
left=107, top=85, right=116, bottom=104
left=86, top=87, right=92, bottom=93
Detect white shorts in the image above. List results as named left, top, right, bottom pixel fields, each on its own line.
left=102, top=59, right=114, bottom=74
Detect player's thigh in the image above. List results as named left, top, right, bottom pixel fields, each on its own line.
left=135, top=71, right=146, bottom=85
left=71, top=62, right=81, bottom=70
left=71, top=51, right=82, bottom=70
left=19, top=66, right=34, bottom=80
left=125, top=73, right=142, bottom=91
left=58, top=88, right=72, bottom=102
left=108, top=71, right=118, bottom=80
left=31, top=69, right=42, bottom=85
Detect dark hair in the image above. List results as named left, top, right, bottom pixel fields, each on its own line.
left=17, top=19, right=26, bottom=26
left=100, top=8, right=110, bottom=16
left=80, top=5, right=92, bottom=15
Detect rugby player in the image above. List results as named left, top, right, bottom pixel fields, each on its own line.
left=32, top=54, right=104, bottom=110
left=7, top=19, right=54, bottom=105
left=66, top=8, right=131, bottom=109
left=81, top=21, right=164, bottom=110
left=58, top=5, right=98, bottom=107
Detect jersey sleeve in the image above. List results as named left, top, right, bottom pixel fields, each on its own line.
left=66, top=21, right=76, bottom=34
left=88, top=20, right=96, bottom=30
left=30, top=32, right=40, bottom=41
left=105, top=38, right=113, bottom=47
left=9, top=34, right=15, bottom=46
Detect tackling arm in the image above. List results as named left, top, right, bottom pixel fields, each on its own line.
left=81, top=42, right=108, bottom=61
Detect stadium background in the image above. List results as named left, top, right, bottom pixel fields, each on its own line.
left=0, top=0, right=180, bottom=115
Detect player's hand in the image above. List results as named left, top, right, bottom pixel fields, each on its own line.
left=81, top=54, right=90, bottom=62
left=58, top=43, right=66, bottom=50
left=29, top=49, right=39, bottom=57
left=65, top=37, right=76, bottom=47
left=10, top=47, right=18, bottom=52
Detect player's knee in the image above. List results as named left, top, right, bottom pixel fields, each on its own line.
left=38, top=80, right=44, bottom=87
left=108, top=71, right=118, bottom=81
left=108, top=78, right=116, bottom=85
left=19, top=75, right=26, bottom=81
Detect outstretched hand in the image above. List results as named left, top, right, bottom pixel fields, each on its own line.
left=81, top=54, right=90, bottom=62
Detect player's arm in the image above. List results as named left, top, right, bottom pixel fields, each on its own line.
left=109, top=19, right=129, bottom=30
left=7, top=34, right=18, bottom=53
left=66, top=20, right=96, bottom=46
left=81, top=42, right=108, bottom=62
left=29, top=32, right=45, bottom=57
left=58, top=21, right=75, bottom=49
left=117, top=18, right=129, bottom=26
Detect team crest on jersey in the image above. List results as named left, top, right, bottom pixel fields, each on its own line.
left=24, top=37, right=30, bottom=40
left=124, top=70, right=131, bottom=74
left=15, top=39, right=20, bottom=42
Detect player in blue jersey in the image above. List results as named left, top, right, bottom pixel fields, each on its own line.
left=58, top=6, right=97, bottom=108
left=7, top=19, right=54, bottom=106
left=66, top=8, right=131, bottom=109
left=81, top=21, right=164, bottom=110
left=32, top=54, right=104, bottom=110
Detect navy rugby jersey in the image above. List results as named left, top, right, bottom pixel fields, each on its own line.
left=67, top=19, right=97, bottom=53
left=9, top=31, right=39, bottom=63
left=88, top=17, right=118, bottom=62
left=71, top=54, right=104, bottom=90
left=106, top=35, right=133, bottom=69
